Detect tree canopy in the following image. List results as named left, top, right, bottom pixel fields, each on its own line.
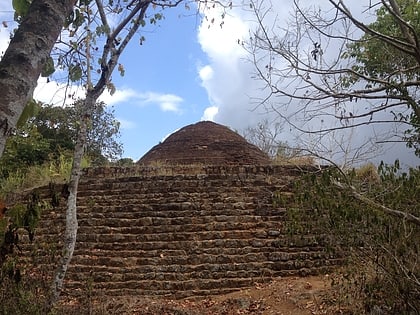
left=0, top=0, right=77, bottom=155
left=342, top=0, right=420, bottom=154
left=0, top=101, right=122, bottom=177
left=247, top=0, right=420, bottom=161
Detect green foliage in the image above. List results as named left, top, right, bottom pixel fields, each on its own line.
left=82, top=101, right=123, bottom=163
left=41, top=56, right=56, bottom=78
left=344, top=0, right=420, bottom=80
left=342, top=0, right=420, bottom=155
left=0, top=153, right=90, bottom=198
left=0, top=192, right=47, bottom=282
left=284, top=163, right=420, bottom=313
left=0, top=239, right=53, bottom=315
left=16, top=99, right=40, bottom=128
left=150, top=13, right=164, bottom=25
left=114, top=157, right=134, bottom=167
left=69, top=64, right=83, bottom=82
left=12, top=0, right=31, bottom=21
left=0, top=187, right=66, bottom=314
left=0, top=277, right=48, bottom=315
left=0, top=125, right=51, bottom=177
left=95, top=24, right=110, bottom=37
left=0, top=101, right=122, bottom=179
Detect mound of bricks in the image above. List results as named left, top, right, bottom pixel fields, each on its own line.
left=138, top=121, right=271, bottom=166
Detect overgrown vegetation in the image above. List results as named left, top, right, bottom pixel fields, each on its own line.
left=0, top=99, right=120, bottom=312
left=0, top=189, right=53, bottom=314
left=0, top=154, right=90, bottom=199
left=280, top=162, right=420, bottom=314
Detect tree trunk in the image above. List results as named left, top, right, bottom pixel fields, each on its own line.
left=46, top=1, right=151, bottom=307
left=0, top=0, right=76, bottom=156
left=46, top=96, right=94, bottom=308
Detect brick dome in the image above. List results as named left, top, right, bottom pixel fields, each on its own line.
left=138, top=121, right=271, bottom=165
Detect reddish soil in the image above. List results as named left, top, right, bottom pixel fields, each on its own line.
left=61, top=274, right=349, bottom=314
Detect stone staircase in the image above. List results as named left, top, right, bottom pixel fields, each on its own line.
left=20, top=165, right=341, bottom=299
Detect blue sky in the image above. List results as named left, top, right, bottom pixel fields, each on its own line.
left=0, top=1, right=419, bottom=167
left=100, top=7, right=212, bottom=159
left=1, top=2, right=217, bottom=160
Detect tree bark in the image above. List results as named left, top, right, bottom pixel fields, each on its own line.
left=0, top=0, right=76, bottom=156
left=47, top=0, right=150, bottom=308
left=47, top=97, right=92, bottom=309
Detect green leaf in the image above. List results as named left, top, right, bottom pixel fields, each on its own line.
left=17, top=99, right=39, bottom=128
left=117, top=63, right=125, bottom=77
left=12, top=0, right=31, bottom=19
left=64, top=10, right=75, bottom=28
left=79, top=0, right=92, bottom=5
left=106, top=82, right=116, bottom=95
left=73, top=9, right=85, bottom=29
left=41, top=56, right=55, bottom=77
left=69, top=64, right=83, bottom=82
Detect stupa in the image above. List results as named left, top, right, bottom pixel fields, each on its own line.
left=138, top=121, right=271, bottom=165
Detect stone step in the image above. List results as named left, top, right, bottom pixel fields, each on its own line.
left=76, top=182, right=274, bottom=196
left=64, top=277, right=268, bottom=293
left=70, top=248, right=329, bottom=261
left=70, top=252, right=270, bottom=267
left=33, top=221, right=286, bottom=239
left=25, top=227, right=325, bottom=246
left=81, top=210, right=248, bottom=219
left=61, top=286, right=242, bottom=299
left=22, top=237, right=328, bottom=254
left=70, top=246, right=275, bottom=259
left=62, top=278, right=273, bottom=299
left=75, top=206, right=277, bottom=217
left=34, top=215, right=286, bottom=234
left=12, top=165, right=341, bottom=301
left=67, top=252, right=330, bottom=270
left=33, top=218, right=282, bottom=233
left=78, top=174, right=278, bottom=187
left=67, top=261, right=276, bottom=276
left=75, top=194, right=266, bottom=206
left=75, top=229, right=276, bottom=243
left=37, top=218, right=282, bottom=233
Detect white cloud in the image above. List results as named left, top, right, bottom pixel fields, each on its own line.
left=101, top=89, right=184, bottom=113
left=198, top=65, right=213, bottom=81
left=201, top=106, right=218, bottom=121
left=197, top=4, right=268, bottom=129
left=34, top=77, right=86, bottom=105
left=197, top=1, right=418, bottom=167
left=138, top=92, right=184, bottom=113
left=99, top=88, right=139, bottom=106
left=117, top=118, right=136, bottom=130
left=198, top=9, right=249, bottom=60
left=0, top=10, right=13, bottom=58
left=34, top=79, right=184, bottom=115
left=0, top=32, right=9, bottom=59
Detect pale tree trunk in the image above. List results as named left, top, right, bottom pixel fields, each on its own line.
left=0, top=0, right=76, bottom=156
left=47, top=0, right=151, bottom=308
left=47, top=95, right=95, bottom=308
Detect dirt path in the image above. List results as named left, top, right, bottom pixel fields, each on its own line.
left=58, top=274, right=347, bottom=314
left=170, top=275, right=336, bottom=315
